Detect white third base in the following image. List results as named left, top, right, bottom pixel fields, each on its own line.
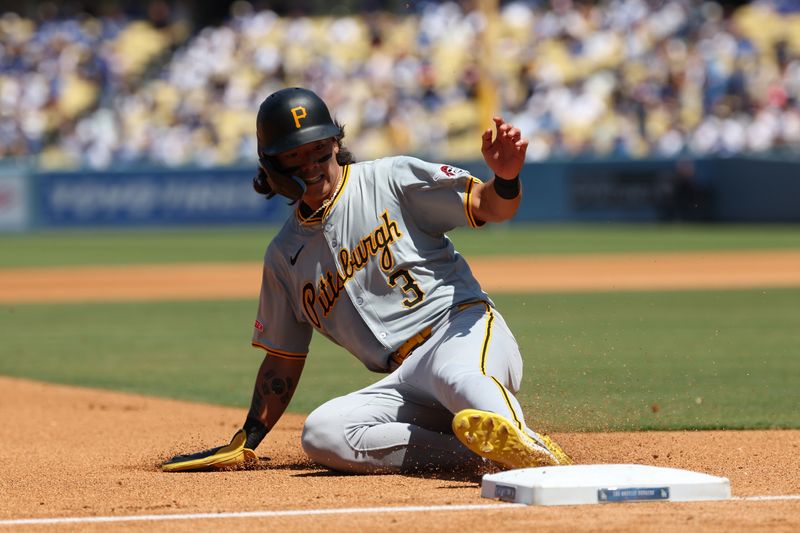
left=481, top=464, right=731, bottom=506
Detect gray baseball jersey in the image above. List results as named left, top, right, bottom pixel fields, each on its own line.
left=252, top=155, right=492, bottom=371
left=251, top=155, right=545, bottom=473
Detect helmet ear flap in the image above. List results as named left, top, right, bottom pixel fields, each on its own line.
left=257, top=157, right=307, bottom=204
left=253, top=165, right=276, bottom=199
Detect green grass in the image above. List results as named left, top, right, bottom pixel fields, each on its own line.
left=0, top=224, right=798, bottom=267
left=454, top=223, right=800, bottom=256
left=2, top=288, right=797, bottom=431
left=501, top=289, right=800, bottom=431
left=0, top=226, right=276, bottom=267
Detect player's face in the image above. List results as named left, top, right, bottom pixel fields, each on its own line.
left=276, top=139, right=341, bottom=209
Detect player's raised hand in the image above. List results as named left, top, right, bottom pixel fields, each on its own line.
left=481, top=117, right=528, bottom=179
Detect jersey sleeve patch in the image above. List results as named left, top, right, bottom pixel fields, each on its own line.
left=434, top=164, right=471, bottom=181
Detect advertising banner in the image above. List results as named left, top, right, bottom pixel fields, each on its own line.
left=0, top=174, right=30, bottom=232
left=35, top=168, right=289, bottom=226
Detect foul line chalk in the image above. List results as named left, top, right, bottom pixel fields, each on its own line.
left=0, top=504, right=522, bottom=527
left=2, top=496, right=799, bottom=527
left=733, top=495, right=800, bottom=502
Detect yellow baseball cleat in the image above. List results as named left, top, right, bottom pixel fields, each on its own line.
left=162, top=429, right=257, bottom=472
left=452, top=409, right=572, bottom=470
left=539, top=433, right=573, bottom=465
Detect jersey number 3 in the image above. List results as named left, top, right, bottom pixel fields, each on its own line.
left=388, top=269, right=425, bottom=308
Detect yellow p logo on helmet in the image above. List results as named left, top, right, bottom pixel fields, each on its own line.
left=291, top=106, right=308, bottom=129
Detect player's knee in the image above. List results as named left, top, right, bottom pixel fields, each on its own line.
left=301, top=408, right=328, bottom=452
left=301, top=404, right=345, bottom=466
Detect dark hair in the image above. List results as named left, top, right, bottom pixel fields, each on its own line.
left=334, top=121, right=356, bottom=165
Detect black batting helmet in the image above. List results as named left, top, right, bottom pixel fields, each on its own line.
left=254, top=87, right=342, bottom=203
left=256, top=87, right=341, bottom=157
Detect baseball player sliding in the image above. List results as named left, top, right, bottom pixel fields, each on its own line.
left=163, top=87, right=571, bottom=473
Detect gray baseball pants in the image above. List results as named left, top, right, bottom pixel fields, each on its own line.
left=301, top=303, right=533, bottom=473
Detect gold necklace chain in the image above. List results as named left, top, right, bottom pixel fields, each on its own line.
left=301, top=169, right=344, bottom=222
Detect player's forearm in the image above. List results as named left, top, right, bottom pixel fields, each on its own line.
left=473, top=177, right=522, bottom=223
left=243, top=353, right=306, bottom=449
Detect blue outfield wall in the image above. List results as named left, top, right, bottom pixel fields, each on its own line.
left=32, top=167, right=291, bottom=227
left=461, top=156, right=800, bottom=223
left=2, top=155, right=797, bottom=231
left=706, top=157, right=800, bottom=222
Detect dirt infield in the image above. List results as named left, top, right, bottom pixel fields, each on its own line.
left=2, top=250, right=799, bottom=530
left=1, top=377, right=798, bottom=531
left=2, top=250, right=800, bottom=303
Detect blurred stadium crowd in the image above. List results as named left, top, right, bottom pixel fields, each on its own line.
left=1, top=0, right=799, bottom=169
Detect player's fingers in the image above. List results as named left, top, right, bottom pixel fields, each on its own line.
left=481, top=128, right=493, bottom=151
left=494, top=117, right=510, bottom=136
